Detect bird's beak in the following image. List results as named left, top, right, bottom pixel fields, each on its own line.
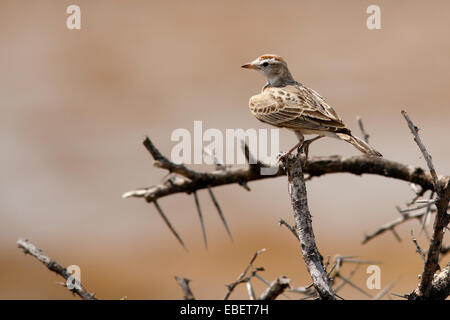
left=241, top=63, right=258, bottom=69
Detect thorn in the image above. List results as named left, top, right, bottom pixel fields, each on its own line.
left=153, top=200, right=188, bottom=251
left=391, top=292, right=408, bottom=299
left=391, top=228, right=402, bottom=242
left=238, top=180, right=251, bottom=191
left=207, top=187, right=233, bottom=241
left=193, top=191, right=208, bottom=249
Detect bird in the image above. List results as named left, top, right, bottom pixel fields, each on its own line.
left=242, top=54, right=382, bottom=160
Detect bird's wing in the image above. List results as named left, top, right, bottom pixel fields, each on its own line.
left=249, top=84, right=347, bottom=132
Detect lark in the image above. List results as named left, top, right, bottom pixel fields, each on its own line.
left=242, top=54, right=382, bottom=159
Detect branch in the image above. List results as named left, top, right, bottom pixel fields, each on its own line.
left=402, top=110, right=441, bottom=194
left=362, top=209, right=428, bottom=244
left=402, top=111, right=450, bottom=299
left=246, top=281, right=256, bottom=300
left=224, top=248, right=266, bottom=300
left=285, top=153, right=335, bottom=300
left=175, top=276, right=195, bottom=300
left=279, top=218, right=298, bottom=240
left=407, top=263, right=450, bottom=300
left=143, top=137, right=201, bottom=181
left=123, top=137, right=438, bottom=202
left=373, top=280, right=398, bottom=300
left=17, top=238, right=97, bottom=300
left=258, top=276, right=290, bottom=300
left=331, top=255, right=377, bottom=298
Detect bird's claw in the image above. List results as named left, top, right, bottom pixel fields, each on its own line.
left=277, top=152, right=288, bottom=163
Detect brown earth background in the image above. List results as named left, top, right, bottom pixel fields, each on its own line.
left=1, top=0, right=450, bottom=299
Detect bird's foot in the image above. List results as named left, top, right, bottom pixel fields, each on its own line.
left=297, top=144, right=310, bottom=165
left=277, top=151, right=289, bottom=163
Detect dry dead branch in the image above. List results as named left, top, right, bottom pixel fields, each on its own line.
left=17, top=238, right=97, bottom=300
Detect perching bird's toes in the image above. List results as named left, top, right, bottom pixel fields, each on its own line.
left=277, top=152, right=288, bottom=163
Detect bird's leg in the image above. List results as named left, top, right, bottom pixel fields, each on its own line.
left=299, top=135, right=324, bottom=160
left=277, top=134, right=304, bottom=163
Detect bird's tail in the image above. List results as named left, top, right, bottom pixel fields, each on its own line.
left=336, top=133, right=382, bottom=157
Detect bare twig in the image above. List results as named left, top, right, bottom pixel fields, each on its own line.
left=402, top=110, right=441, bottom=194
left=399, top=203, right=434, bottom=213
left=333, top=265, right=359, bottom=294
left=254, top=273, right=271, bottom=287
left=285, top=152, right=335, bottom=300
left=224, top=268, right=264, bottom=300
left=17, top=238, right=97, bottom=300
left=224, top=248, right=266, bottom=300
left=175, top=276, right=195, bottom=300
left=402, top=111, right=450, bottom=299
left=421, top=191, right=435, bottom=231
left=373, top=279, right=398, bottom=300
left=336, top=272, right=372, bottom=298
left=362, top=210, right=426, bottom=244
left=330, top=255, right=378, bottom=297
left=143, top=137, right=201, bottom=181
left=246, top=281, right=256, bottom=300
left=288, top=285, right=315, bottom=296
left=253, top=273, right=294, bottom=299
left=279, top=218, right=298, bottom=240
left=258, top=276, right=291, bottom=300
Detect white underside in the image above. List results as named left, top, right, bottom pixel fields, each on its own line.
left=293, top=129, right=339, bottom=141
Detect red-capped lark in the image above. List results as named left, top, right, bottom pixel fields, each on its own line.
left=242, top=54, right=382, bottom=160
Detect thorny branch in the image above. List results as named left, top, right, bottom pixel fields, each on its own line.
left=123, top=136, right=440, bottom=250
left=258, top=276, right=291, bottom=300
left=123, top=141, right=437, bottom=203
left=175, top=276, right=195, bottom=300
left=401, top=111, right=450, bottom=300
left=407, top=263, right=450, bottom=300
left=17, top=238, right=97, bottom=300
left=284, top=152, right=335, bottom=300
left=362, top=208, right=430, bottom=244
left=17, top=111, right=450, bottom=300
left=120, top=111, right=449, bottom=300
left=360, top=112, right=449, bottom=299
left=224, top=248, right=266, bottom=300
left=402, top=111, right=441, bottom=194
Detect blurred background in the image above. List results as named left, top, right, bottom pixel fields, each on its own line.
left=1, top=0, right=449, bottom=299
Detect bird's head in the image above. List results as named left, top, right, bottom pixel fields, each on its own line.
left=242, top=54, right=294, bottom=86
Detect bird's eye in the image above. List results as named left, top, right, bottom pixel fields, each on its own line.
left=262, top=62, right=269, bottom=67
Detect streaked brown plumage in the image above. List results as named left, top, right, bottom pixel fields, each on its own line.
left=242, top=54, right=382, bottom=157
